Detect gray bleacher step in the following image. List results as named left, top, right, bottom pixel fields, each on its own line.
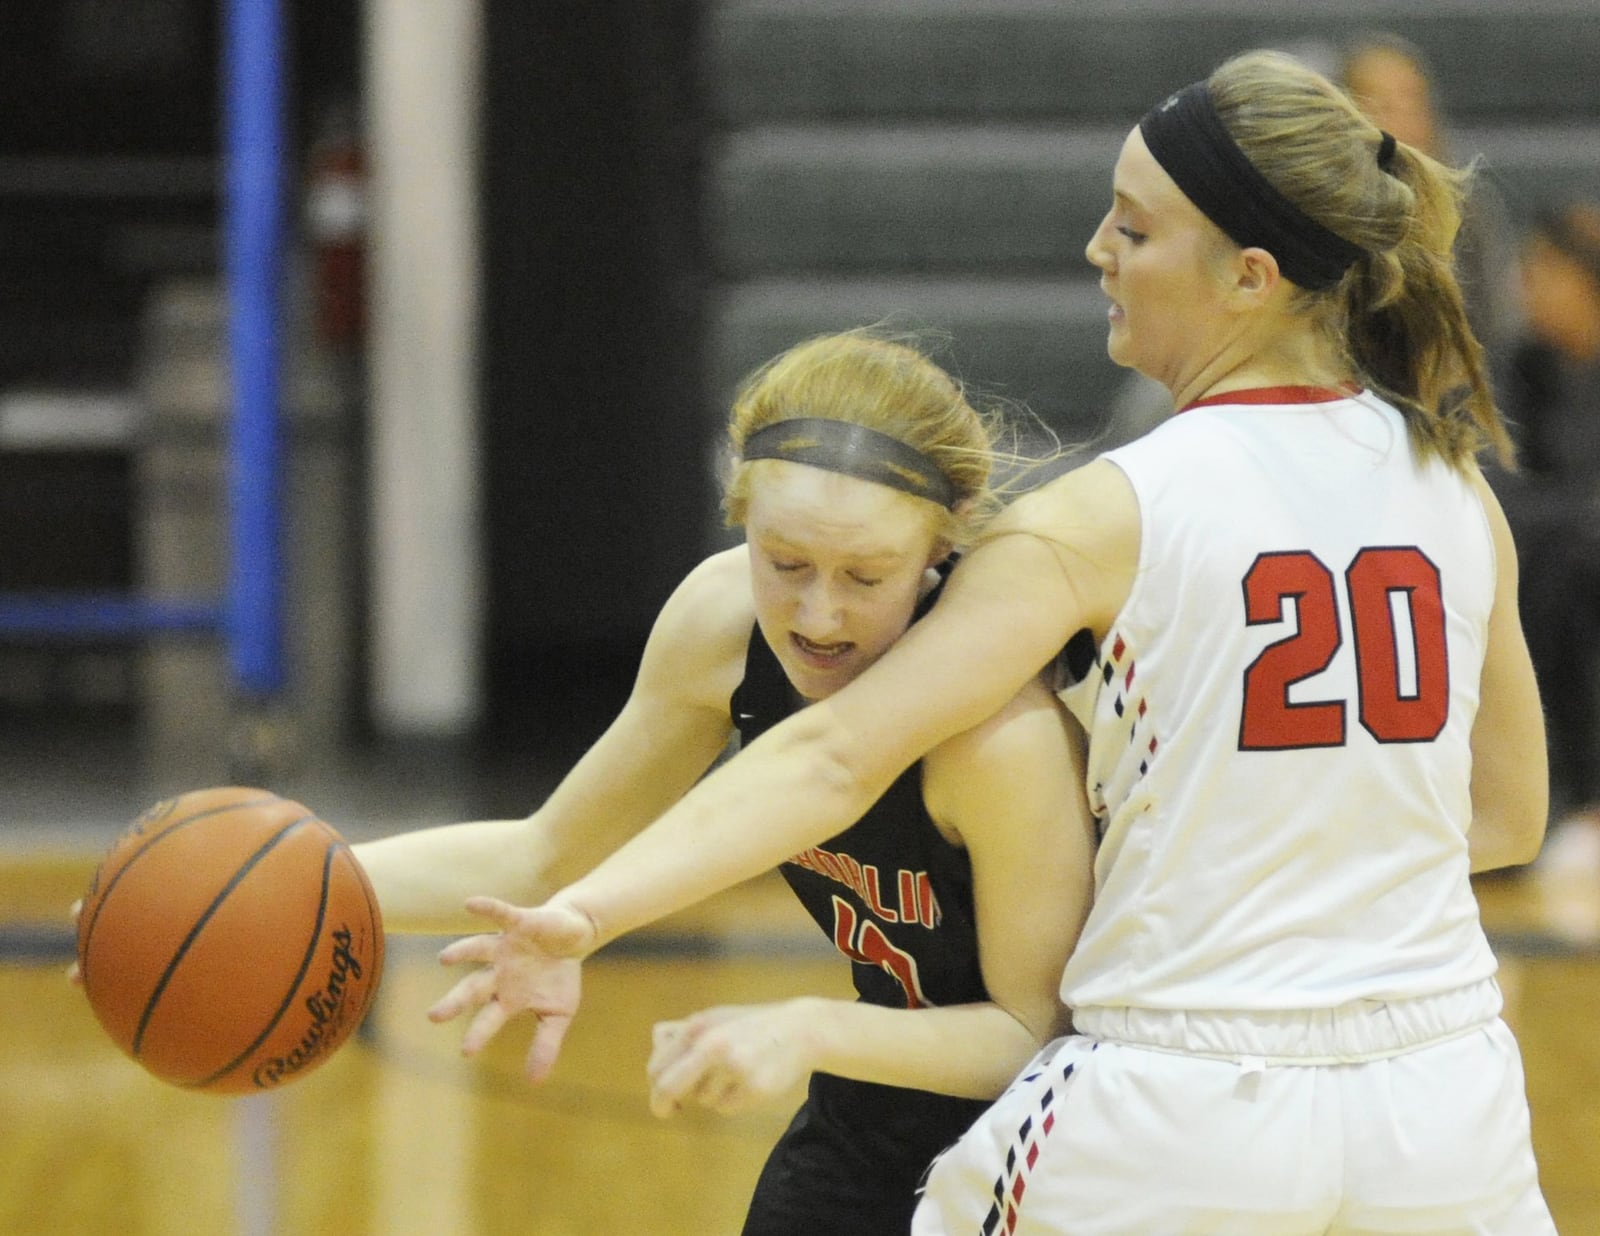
left=705, top=276, right=1126, bottom=442
left=707, top=122, right=1600, bottom=277
left=708, top=125, right=1119, bottom=276
left=707, top=0, right=1600, bottom=124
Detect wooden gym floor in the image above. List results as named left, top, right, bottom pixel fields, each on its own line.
left=3, top=737, right=1598, bottom=1235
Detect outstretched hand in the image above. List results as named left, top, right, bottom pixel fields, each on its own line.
left=428, top=897, right=597, bottom=1083
left=66, top=899, right=83, bottom=985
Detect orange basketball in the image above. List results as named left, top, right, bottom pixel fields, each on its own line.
left=76, top=786, right=385, bottom=1095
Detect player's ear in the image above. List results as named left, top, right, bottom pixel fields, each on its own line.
left=1234, top=246, right=1282, bottom=303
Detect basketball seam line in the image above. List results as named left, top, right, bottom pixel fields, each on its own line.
left=343, top=844, right=385, bottom=1027
left=78, top=795, right=281, bottom=988
left=131, top=814, right=315, bottom=1059
left=189, top=838, right=338, bottom=1090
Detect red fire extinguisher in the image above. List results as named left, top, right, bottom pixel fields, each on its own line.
left=304, top=103, right=367, bottom=352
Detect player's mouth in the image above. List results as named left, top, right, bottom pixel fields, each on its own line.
left=791, top=632, right=854, bottom=669
left=1101, top=281, right=1124, bottom=324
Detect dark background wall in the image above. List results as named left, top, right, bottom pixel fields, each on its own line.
left=478, top=1, right=709, bottom=756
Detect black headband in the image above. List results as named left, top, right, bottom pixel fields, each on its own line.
left=1139, top=81, right=1365, bottom=291
left=740, top=418, right=957, bottom=508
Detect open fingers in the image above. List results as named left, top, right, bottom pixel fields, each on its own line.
left=427, top=968, right=496, bottom=1024
left=462, top=895, right=521, bottom=929
left=458, top=997, right=511, bottom=1057
left=65, top=901, right=84, bottom=986
left=523, top=1011, right=573, bottom=1084
left=437, top=931, right=500, bottom=969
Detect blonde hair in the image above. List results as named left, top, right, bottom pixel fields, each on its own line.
left=1209, top=49, right=1513, bottom=469
left=722, top=329, right=1022, bottom=547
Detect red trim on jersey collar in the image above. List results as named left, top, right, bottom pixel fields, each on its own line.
left=1179, top=384, right=1358, bottom=413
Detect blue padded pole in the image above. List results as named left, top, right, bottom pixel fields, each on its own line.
left=224, top=8, right=288, bottom=1234
left=224, top=0, right=288, bottom=699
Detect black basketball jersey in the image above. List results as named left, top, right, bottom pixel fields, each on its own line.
left=729, top=570, right=1007, bottom=1235
left=729, top=577, right=987, bottom=1014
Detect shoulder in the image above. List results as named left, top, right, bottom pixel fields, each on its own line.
left=637, top=545, right=756, bottom=712
left=921, top=674, right=1082, bottom=844
left=1004, top=457, right=1140, bottom=542
left=1461, top=464, right=1518, bottom=585
left=926, top=675, right=1076, bottom=776
left=660, top=544, right=755, bottom=628
left=972, top=459, right=1140, bottom=640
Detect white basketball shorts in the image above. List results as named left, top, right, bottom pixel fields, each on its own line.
left=911, top=1016, right=1553, bottom=1235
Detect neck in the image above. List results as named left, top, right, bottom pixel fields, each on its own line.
left=1166, top=320, right=1350, bottom=410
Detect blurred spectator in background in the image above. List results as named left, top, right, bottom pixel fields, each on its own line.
left=1493, top=201, right=1600, bottom=873
left=1339, top=31, right=1526, bottom=378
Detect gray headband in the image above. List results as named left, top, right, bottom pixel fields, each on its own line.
left=1139, top=81, right=1364, bottom=291
left=740, top=418, right=957, bottom=507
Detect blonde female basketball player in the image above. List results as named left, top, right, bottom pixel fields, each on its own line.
left=433, top=50, right=1555, bottom=1233
left=363, top=329, right=1095, bottom=1235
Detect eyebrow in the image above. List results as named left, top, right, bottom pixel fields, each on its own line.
left=755, top=533, right=909, bottom=566
left=1113, top=186, right=1148, bottom=215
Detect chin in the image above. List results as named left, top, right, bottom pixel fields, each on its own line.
left=794, top=662, right=864, bottom=703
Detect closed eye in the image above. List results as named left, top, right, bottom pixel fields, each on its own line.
left=1117, top=225, right=1147, bottom=243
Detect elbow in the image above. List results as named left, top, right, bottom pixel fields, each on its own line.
left=1503, top=786, right=1552, bottom=869
left=1508, top=820, right=1549, bottom=870
left=1471, top=808, right=1548, bottom=874
left=1494, top=834, right=1545, bottom=873
left=1007, top=995, right=1072, bottom=1054
left=771, top=707, right=883, bottom=814
left=1035, top=998, right=1074, bottom=1048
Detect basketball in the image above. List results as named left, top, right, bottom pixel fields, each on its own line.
left=76, top=786, right=385, bottom=1095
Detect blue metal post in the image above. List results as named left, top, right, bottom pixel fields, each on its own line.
left=224, top=0, right=288, bottom=700
left=223, top=7, right=289, bottom=1232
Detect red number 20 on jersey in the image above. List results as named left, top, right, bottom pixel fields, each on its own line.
left=1240, top=546, right=1448, bottom=750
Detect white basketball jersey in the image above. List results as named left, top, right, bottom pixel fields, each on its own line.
left=1058, top=388, right=1500, bottom=1013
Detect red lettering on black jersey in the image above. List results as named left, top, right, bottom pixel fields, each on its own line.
left=863, top=865, right=898, bottom=921
left=830, top=896, right=930, bottom=1009
left=790, top=847, right=935, bottom=928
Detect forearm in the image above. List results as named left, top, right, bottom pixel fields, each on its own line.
left=553, top=530, right=1090, bottom=953
left=557, top=709, right=886, bottom=948
left=355, top=817, right=557, bottom=935
left=1466, top=470, right=1550, bottom=876
left=796, top=995, right=1051, bottom=1100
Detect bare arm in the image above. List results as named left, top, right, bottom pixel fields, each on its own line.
left=557, top=460, right=1137, bottom=949
left=429, top=464, right=1136, bottom=1080
left=354, top=550, right=748, bottom=933
left=1465, top=471, right=1549, bottom=873
left=647, top=682, right=1096, bottom=1112
left=803, top=683, right=1093, bottom=1096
